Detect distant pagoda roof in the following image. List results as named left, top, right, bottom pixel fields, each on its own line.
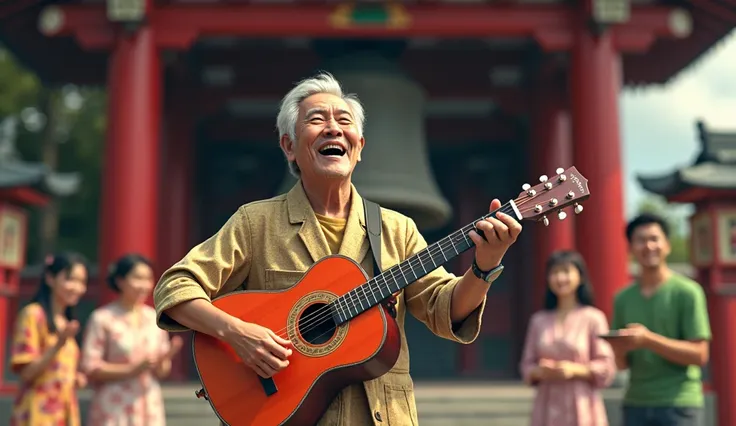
left=638, top=120, right=736, bottom=199
left=0, top=160, right=81, bottom=197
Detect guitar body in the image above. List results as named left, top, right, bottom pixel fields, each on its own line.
left=192, top=255, right=402, bottom=426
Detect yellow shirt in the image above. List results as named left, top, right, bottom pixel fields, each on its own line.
left=314, top=213, right=347, bottom=255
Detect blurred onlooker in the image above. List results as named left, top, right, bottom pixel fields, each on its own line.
left=10, top=252, right=89, bottom=426
left=608, top=214, right=711, bottom=426
left=520, top=250, right=616, bottom=426
left=81, top=253, right=183, bottom=426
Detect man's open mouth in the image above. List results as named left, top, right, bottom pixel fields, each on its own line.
left=318, top=144, right=346, bottom=157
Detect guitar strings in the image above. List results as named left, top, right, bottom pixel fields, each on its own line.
left=271, top=197, right=543, bottom=343
left=268, top=196, right=549, bottom=343
left=271, top=205, right=521, bottom=343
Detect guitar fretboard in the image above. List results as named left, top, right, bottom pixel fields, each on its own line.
left=330, top=200, right=521, bottom=325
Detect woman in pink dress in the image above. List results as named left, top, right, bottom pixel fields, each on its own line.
left=520, top=250, right=616, bottom=426
left=81, top=253, right=183, bottom=426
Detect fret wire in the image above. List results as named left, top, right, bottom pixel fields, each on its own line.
left=348, top=290, right=358, bottom=314
left=449, top=234, right=458, bottom=254
left=425, top=247, right=436, bottom=268
left=356, top=287, right=366, bottom=311
left=388, top=268, right=400, bottom=294
left=396, top=263, right=409, bottom=284
left=337, top=299, right=346, bottom=322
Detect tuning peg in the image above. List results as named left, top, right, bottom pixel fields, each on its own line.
left=558, top=211, right=567, bottom=221
left=522, top=183, right=531, bottom=191
left=539, top=175, right=548, bottom=183
left=542, top=216, right=549, bottom=226
left=574, top=203, right=583, bottom=214
left=556, top=167, right=564, bottom=175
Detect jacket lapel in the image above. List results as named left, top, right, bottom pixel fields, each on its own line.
left=338, top=185, right=370, bottom=267
left=286, top=181, right=331, bottom=263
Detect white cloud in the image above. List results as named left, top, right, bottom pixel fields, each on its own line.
left=621, top=29, right=736, bottom=221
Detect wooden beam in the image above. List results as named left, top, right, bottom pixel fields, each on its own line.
left=42, top=3, right=690, bottom=51
left=190, top=48, right=529, bottom=116
left=200, top=115, right=520, bottom=146
left=0, top=188, right=49, bottom=206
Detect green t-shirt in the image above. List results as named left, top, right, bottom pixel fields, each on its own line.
left=612, top=273, right=711, bottom=407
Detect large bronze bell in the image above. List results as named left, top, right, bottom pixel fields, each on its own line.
left=277, top=57, right=452, bottom=231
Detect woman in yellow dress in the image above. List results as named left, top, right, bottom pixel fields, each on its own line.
left=10, top=252, right=89, bottom=426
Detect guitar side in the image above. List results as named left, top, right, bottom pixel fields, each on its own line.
left=191, top=255, right=402, bottom=426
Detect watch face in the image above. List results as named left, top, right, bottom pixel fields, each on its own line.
left=485, top=267, right=503, bottom=282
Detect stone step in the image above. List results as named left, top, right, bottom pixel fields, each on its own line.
left=0, top=382, right=716, bottom=426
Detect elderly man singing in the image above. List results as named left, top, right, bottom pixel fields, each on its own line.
left=153, top=72, right=523, bottom=425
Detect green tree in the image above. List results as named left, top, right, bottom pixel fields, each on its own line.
left=0, top=45, right=105, bottom=263
left=636, top=195, right=690, bottom=263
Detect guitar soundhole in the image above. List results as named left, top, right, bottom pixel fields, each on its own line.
left=297, top=303, right=336, bottom=345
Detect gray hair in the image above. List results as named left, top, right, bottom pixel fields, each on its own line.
left=276, top=72, right=365, bottom=177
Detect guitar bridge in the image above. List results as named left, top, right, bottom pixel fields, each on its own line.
left=195, top=388, right=209, bottom=401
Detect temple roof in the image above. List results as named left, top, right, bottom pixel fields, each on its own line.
left=0, top=0, right=734, bottom=87
left=638, top=120, right=736, bottom=197
left=0, top=160, right=81, bottom=197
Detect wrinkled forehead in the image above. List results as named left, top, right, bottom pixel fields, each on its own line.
left=299, top=93, right=354, bottom=118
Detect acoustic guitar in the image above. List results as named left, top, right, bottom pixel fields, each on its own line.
left=191, top=166, right=590, bottom=426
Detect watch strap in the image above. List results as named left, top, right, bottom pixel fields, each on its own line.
left=471, top=259, right=504, bottom=283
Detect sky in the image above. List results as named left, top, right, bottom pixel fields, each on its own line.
left=620, top=29, right=736, bottom=222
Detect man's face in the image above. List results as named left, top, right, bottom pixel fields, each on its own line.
left=629, top=223, right=671, bottom=269
left=280, top=93, right=364, bottom=181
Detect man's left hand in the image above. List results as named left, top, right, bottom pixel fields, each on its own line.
left=469, top=199, right=523, bottom=270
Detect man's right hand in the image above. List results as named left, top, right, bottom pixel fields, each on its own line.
left=226, top=320, right=292, bottom=378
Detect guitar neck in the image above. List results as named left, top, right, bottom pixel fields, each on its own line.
left=331, top=200, right=522, bottom=325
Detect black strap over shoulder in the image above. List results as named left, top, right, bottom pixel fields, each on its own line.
left=363, top=198, right=397, bottom=318
left=363, top=198, right=382, bottom=274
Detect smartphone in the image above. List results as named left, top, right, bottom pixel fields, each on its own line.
left=598, top=330, right=626, bottom=339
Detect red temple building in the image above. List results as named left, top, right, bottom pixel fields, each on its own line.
left=638, top=120, right=736, bottom=426
left=0, top=0, right=735, bottom=421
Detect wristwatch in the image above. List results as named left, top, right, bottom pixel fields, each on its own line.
left=471, top=259, right=504, bottom=283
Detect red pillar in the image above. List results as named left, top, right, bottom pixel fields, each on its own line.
left=158, top=94, right=194, bottom=381
left=531, top=77, right=575, bottom=313
left=570, top=27, right=628, bottom=321
left=99, top=27, right=161, bottom=304
left=700, top=203, right=736, bottom=426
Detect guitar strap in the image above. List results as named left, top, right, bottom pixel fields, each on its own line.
left=363, top=198, right=397, bottom=318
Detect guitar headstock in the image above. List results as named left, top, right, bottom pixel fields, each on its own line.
left=514, top=166, right=590, bottom=226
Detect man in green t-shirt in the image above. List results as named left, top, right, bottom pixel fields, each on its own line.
left=609, top=213, right=711, bottom=426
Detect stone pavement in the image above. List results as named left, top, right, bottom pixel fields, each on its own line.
left=0, top=381, right=717, bottom=425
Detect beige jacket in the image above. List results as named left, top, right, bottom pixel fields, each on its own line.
left=153, top=182, right=486, bottom=426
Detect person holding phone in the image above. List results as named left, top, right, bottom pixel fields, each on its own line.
left=520, top=250, right=616, bottom=426
left=608, top=214, right=711, bottom=426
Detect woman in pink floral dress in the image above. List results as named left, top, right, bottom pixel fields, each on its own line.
left=520, top=250, right=617, bottom=426
left=81, top=254, right=183, bottom=426
left=10, top=252, right=89, bottom=426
